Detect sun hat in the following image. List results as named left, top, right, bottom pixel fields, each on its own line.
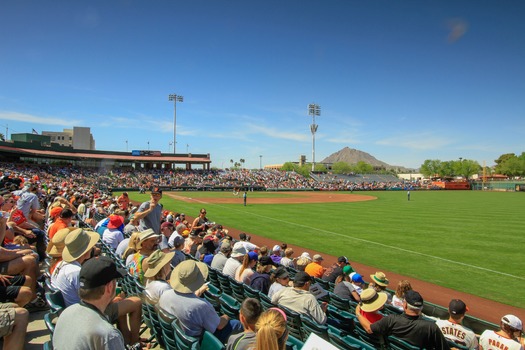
left=370, top=271, right=389, bottom=287
left=48, top=227, right=76, bottom=257
left=449, top=299, right=468, bottom=315
left=79, top=256, right=126, bottom=289
left=360, top=289, right=388, bottom=312
left=144, top=250, right=175, bottom=278
left=404, top=290, right=424, bottom=308
left=231, top=244, right=247, bottom=258
left=170, top=260, right=208, bottom=293
left=300, top=252, right=311, bottom=260
left=220, top=240, right=232, bottom=253
left=137, top=229, right=160, bottom=246
left=62, top=228, right=100, bottom=263
left=107, top=215, right=124, bottom=229
left=502, top=315, right=523, bottom=331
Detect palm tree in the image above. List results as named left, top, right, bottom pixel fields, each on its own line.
left=240, top=159, right=245, bottom=169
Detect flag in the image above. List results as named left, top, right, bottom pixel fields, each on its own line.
left=32, top=128, right=38, bottom=135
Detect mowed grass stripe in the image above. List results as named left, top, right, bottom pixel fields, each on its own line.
left=128, top=190, right=524, bottom=308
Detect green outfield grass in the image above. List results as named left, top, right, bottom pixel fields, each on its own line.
left=127, top=190, right=525, bottom=308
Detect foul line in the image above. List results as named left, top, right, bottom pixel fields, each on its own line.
left=177, top=196, right=525, bottom=281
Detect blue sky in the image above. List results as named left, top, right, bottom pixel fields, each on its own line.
left=1, top=1, right=524, bottom=169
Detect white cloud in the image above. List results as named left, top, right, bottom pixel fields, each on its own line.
left=376, top=133, right=454, bottom=150
left=0, top=111, right=81, bottom=126
left=245, top=123, right=309, bottom=142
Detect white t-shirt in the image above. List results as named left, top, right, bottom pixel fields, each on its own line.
left=479, top=330, right=523, bottom=350
left=435, top=319, right=479, bottom=350
left=145, top=280, right=172, bottom=304
left=222, top=258, right=241, bottom=278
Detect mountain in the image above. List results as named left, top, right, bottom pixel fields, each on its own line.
left=320, top=147, right=411, bottom=171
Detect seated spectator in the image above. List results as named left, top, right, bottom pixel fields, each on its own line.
left=392, top=280, right=412, bottom=311
left=211, top=240, right=231, bottom=271
left=295, top=256, right=309, bottom=272
left=322, top=256, right=351, bottom=283
left=235, top=251, right=258, bottom=284
left=356, top=288, right=387, bottom=324
left=196, top=235, right=218, bottom=265
left=271, top=271, right=327, bottom=324
left=369, top=271, right=392, bottom=303
left=159, top=221, right=175, bottom=252
left=48, top=208, right=74, bottom=240
left=305, top=254, right=326, bottom=278
left=279, top=248, right=295, bottom=268
left=268, top=267, right=290, bottom=299
left=143, top=250, right=175, bottom=304
left=351, top=273, right=366, bottom=295
left=0, top=301, right=29, bottom=350
left=226, top=298, right=262, bottom=350
left=356, top=290, right=449, bottom=349
left=158, top=260, right=243, bottom=343
left=255, top=308, right=288, bottom=350
left=52, top=256, right=127, bottom=349
left=270, top=245, right=282, bottom=265
left=479, top=314, right=522, bottom=350
left=249, top=256, right=276, bottom=295
left=333, top=266, right=361, bottom=302
left=436, top=299, right=478, bottom=350
left=46, top=227, right=75, bottom=275
left=258, top=246, right=268, bottom=258
left=102, top=215, right=125, bottom=250
left=237, top=232, right=258, bottom=252
left=184, top=231, right=204, bottom=257
left=223, top=244, right=247, bottom=278
left=170, top=235, right=187, bottom=268
left=127, top=229, right=160, bottom=285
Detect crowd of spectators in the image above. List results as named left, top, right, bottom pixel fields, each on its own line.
left=0, top=162, right=521, bottom=350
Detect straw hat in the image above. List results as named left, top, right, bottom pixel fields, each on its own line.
left=144, top=250, right=175, bottom=278
left=137, top=229, right=160, bottom=249
left=360, top=289, right=388, bottom=313
left=47, top=227, right=76, bottom=257
left=370, top=272, right=389, bottom=287
left=62, top=228, right=100, bottom=263
left=170, top=260, right=208, bottom=294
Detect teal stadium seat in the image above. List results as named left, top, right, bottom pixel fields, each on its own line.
left=200, top=330, right=226, bottom=350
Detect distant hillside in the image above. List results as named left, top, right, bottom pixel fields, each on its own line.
left=321, top=147, right=411, bottom=171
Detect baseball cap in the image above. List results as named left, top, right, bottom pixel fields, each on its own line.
left=79, top=256, right=126, bottom=289
left=272, top=244, right=281, bottom=252
left=274, top=266, right=289, bottom=279
left=449, top=299, right=468, bottom=315
left=151, top=187, right=162, bottom=194
left=259, top=255, right=276, bottom=266
left=338, top=256, right=349, bottom=264
left=161, top=221, right=174, bottom=229
left=502, top=315, right=523, bottom=331
left=172, top=235, right=185, bottom=247
left=293, top=271, right=311, bottom=286
left=351, top=273, right=365, bottom=284
left=342, top=265, right=355, bottom=275
left=313, top=254, right=323, bottom=262
left=248, top=251, right=259, bottom=261
left=405, top=290, right=424, bottom=308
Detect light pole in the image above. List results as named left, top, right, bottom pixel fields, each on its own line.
left=168, top=94, right=184, bottom=154
left=186, top=144, right=189, bottom=154
left=125, top=140, right=128, bottom=152
left=308, top=103, right=321, bottom=171
left=147, top=141, right=150, bottom=150
left=259, top=155, right=262, bottom=170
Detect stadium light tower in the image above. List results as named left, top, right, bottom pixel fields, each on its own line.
left=308, top=103, right=321, bottom=171
left=168, top=94, right=184, bottom=154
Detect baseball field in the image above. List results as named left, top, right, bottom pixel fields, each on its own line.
left=127, top=190, right=524, bottom=310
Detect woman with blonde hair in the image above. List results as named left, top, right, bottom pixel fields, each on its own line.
left=255, top=308, right=288, bottom=350
left=123, top=231, right=141, bottom=263
left=392, top=279, right=412, bottom=311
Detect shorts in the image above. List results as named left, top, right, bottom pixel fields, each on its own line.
left=0, top=303, right=18, bottom=338
left=104, top=302, right=119, bottom=324
left=0, top=275, right=26, bottom=303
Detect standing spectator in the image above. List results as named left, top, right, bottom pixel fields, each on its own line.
left=117, top=192, right=130, bottom=210
left=243, top=191, right=247, bottom=206
left=436, top=299, right=478, bottom=350
left=305, top=254, right=326, bottom=278
left=191, top=208, right=210, bottom=235
left=356, top=290, right=450, bottom=349
left=13, top=183, right=43, bottom=226
left=479, top=315, right=522, bottom=350
left=271, top=271, right=327, bottom=325
left=135, top=187, right=163, bottom=234
left=52, top=256, right=127, bottom=350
